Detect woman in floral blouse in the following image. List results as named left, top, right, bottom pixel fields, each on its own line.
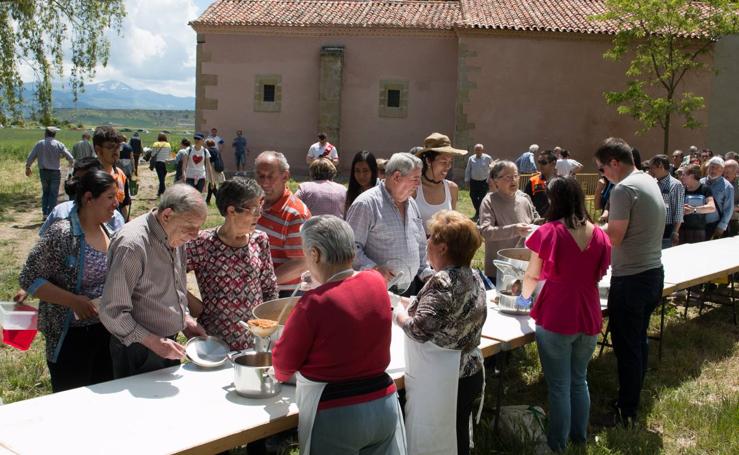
left=393, top=210, right=487, bottom=455
left=20, top=170, right=119, bottom=392
left=186, top=177, right=278, bottom=350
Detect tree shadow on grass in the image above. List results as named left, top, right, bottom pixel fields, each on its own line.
left=473, top=304, right=737, bottom=454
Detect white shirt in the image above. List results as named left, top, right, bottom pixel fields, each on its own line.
left=556, top=158, right=582, bottom=177
left=185, top=145, right=211, bottom=180
left=307, top=142, right=338, bottom=161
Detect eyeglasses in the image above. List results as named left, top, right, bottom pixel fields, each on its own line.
left=100, top=142, right=118, bottom=151
left=496, top=174, right=519, bottom=182
left=237, top=203, right=263, bottom=215
left=537, top=160, right=549, bottom=165
left=597, top=166, right=605, bottom=173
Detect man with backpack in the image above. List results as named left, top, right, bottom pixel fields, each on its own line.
left=205, top=138, right=225, bottom=205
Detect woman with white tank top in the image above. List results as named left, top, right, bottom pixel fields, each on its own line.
left=413, top=133, right=467, bottom=234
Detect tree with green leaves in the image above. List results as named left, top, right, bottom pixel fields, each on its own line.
left=0, top=0, right=126, bottom=125
left=597, top=0, right=738, bottom=154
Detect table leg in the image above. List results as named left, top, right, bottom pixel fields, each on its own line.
left=732, top=274, right=737, bottom=326
left=493, top=351, right=509, bottom=435
left=658, top=297, right=666, bottom=362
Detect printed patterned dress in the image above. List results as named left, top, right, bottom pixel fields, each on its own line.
left=186, top=228, right=278, bottom=350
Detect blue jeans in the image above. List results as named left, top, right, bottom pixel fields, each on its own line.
left=535, top=325, right=597, bottom=452
left=608, top=266, right=664, bottom=418
left=311, top=393, right=403, bottom=455
left=39, top=169, right=61, bottom=217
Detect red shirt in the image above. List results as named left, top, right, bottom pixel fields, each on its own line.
left=272, top=270, right=396, bottom=409
left=525, top=221, right=611, bottom=335
left=256, top=187, right=311, bottom=285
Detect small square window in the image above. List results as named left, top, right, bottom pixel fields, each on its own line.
left=263, top=84, right=276, bottom=103
left=387, top=89, right=401, bottom=108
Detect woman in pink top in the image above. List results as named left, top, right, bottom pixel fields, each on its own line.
left=518, top=177, right=611, bottom=452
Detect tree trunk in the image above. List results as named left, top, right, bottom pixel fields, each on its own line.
left=663, top=113, right=670, bottom=155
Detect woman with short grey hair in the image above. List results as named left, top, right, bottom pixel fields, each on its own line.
left=273, top=216, right=406, bottom=454
left=295, top=158, right=347, bottom=217
left=185, top=177, right=278, bottom=351
left=479, top=160, right=540, bottom=283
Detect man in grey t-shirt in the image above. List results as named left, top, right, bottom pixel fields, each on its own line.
left=595, top=137, right=664, bottom=427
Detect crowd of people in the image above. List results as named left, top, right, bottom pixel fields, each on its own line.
left=18, top=124, right=738, bottom=454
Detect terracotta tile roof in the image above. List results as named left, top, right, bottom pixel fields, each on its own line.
left=459, top=0, right=616, bottom=34
left=191, top=0, right=618, bottom=34
left=192, top=0, right=462, bottom=30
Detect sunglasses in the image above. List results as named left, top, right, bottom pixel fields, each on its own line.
left=537, top=160, right=550, bottom=165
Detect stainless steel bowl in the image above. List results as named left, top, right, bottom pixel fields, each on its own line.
left=230, top=351, right=282, bottom=398
left=496, top=290, right=532, bottom=315
left=185, top=336, right=230, bottom=368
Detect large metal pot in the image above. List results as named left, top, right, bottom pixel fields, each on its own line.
left=229, top=351, right=282, bottom=398
left=496, top=248, right=531, bottom=294
left=251, top=297, right=299, bottom=351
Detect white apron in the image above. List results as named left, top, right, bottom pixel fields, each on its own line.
left=404, top=337, right=461, bottom=455
left=295, top=372, right=407, bottom=455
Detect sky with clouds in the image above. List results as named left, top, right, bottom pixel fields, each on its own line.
left=98, top=0, right=213, bottom=97
left=22, top=0, right=213, bottom=98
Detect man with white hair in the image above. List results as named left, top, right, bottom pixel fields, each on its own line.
left=100, top=184, right=208, bottom=379
left=723, top=159, right=739, bottom=236
left=255, top=151, right=311, bottom=295
left=514, top=144, right=539, bottom=174
left=701, top=156, right=734, bottom=239
left=346, top=152, right=432, bottom=295
left=464, top=143, right=493, bottom=221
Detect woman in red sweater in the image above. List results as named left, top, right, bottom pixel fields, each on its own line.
left=272, top=215, right=405, bottom=454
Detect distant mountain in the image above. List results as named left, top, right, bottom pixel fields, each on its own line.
left=22, top=80, right=194, bottom=111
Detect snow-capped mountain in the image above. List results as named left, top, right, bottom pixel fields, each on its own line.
left=23, top=80, right=194, bottom=110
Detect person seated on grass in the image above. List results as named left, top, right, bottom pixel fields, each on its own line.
left=19, top=170, right=120, bottom=392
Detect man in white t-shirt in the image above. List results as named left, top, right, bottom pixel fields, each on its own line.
left=206, top=127, right=224, bottom=151
left=306, top=133, right=339, bottom=167
left=555, top=149, right=583, bottom=177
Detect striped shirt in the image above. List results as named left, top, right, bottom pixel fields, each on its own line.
left=256, top=187, right=311, bottom=285
left=656, top=174, right=684, bottom=227
left=99, top=211, right=189, bottom=346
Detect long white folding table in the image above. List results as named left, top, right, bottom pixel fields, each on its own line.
left=0, top=324, right=501, bottom=455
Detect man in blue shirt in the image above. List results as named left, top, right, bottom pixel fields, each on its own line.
left=701, top=156, right=735, bottom=239
left=232, top=129, right=248, bottom=173
left=25, top=126, right=74, bottom=219
left=514, top=144, right=539, bottom=174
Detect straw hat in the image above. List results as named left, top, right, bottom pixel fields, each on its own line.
left=416, top=132, right=467, bottom=156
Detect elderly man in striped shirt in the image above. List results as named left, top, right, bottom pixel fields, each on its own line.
left=255, top=151, right=312, bottom=296
left=100, top=184, right=208, bottom=379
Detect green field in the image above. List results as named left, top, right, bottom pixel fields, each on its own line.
left=0, top=128, right=737, bottom=454
left=53, top=108, right=194, bottom=129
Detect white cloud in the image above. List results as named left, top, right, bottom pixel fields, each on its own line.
left=95, top=0, right=202, bottom=96
left=21, top=0, right=208, bottom=98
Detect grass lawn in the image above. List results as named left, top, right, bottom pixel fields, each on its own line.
left=0, top=128, right=737, bottom=454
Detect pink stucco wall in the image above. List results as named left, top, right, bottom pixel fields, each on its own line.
left=455, top=32, right=712, bottom=170
left=197, top=31, right=458, bottom=175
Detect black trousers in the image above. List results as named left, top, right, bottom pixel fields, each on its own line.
left=608, top=266, right=664, bottom=418
left=469, top=179, right=488, bottom=220
left=457, top=371, right=484, bottom=455
left=109, top=336, right=180, bottom=379
left=154, top=161, right=168, bottom=196
left=47, top=323, right=113, bottom=392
